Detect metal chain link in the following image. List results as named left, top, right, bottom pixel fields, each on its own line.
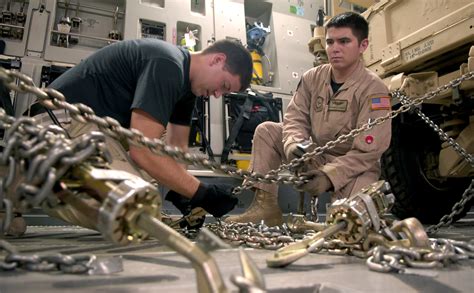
left=0, top=239, right=95, bottom=274
left=0, top=67, right=309, bottom=194
left=1, top=68, right=473, bottom=195
left=0, top=67, right=472, bottom=196
left=0, top=108, right=112, bottom=234
left=366, top=238, right=474, bottom=273
left=206, top=221, right=300, bottom=250
left=397, top=92, right=473, bottom=166
left=0, top=109, right=111, bottom=210
left=428, top=181, right=474, bottom=233
left=206, top=219, right=474, bottom=273
left=396, top=93, right=474, bottom=234
left=233, top=71, right=474, bottom=193
left=206, top=220, right=365, bottom=255
left=0, top=117, right=124, bottom=275
left=1, top=68, right=473, bottom=276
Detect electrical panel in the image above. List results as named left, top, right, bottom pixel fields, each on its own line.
left=140, top=19, right=165, bottom=40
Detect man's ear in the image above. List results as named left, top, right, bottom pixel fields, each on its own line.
left=359, top=38, right=368, bottom=53
left=210, top=53, right=227, bottom=66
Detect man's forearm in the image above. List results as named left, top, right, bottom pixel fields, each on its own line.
left=130, top=148, right=200, bottom=197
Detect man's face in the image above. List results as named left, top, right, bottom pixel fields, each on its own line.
left=191, top=53, right=242, bottom=98
left=325, top=27, right=368, bottom=71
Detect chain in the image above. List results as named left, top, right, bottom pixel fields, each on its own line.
left=233, top=71, right=474, bottom=193
left=396, top=93, right=474, bottom=234
left=3, top=67, right=470, bottom=276
left=427, top=180, right=474, bottom=234
left=0, top=68, right=474, bottom=235
left=396, top=92, right=473, bottom=166
left=0, top=239, right=95, bottom=273
left=366, top=238, right=474, bottom=273
left=205, top=220, right=363, bottom=255
left=0, top=88, right=108, bottom=274
left=207, top=178, right=472, bottom=272
left=1, top=68, right=472, bottom=195
left=0, top=108, right=112, bottom=235
left=0, top=67, right=308, bottom=194
left=0, top=115, right=126, bottom=276
left=206, top=221, right=300, bottom=250
left=206, top=220, right=474, bottom=273
left=0, top=118, right=108, bottom=274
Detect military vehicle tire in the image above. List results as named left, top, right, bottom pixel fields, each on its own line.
left=381, top=108, right=472, bottom=224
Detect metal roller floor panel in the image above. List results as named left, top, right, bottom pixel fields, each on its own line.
left=1, top=217, right=473, bottom=293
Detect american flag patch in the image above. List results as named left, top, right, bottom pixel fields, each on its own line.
left=370, top=96, right=391, bottom=110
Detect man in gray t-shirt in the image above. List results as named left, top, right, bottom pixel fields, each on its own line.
left=48, top=39, right=252, bottom=219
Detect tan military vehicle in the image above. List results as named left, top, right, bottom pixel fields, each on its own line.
left=362, top=0, right=474, bottom=223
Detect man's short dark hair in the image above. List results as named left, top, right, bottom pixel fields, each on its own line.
left=325, top=12, right=368, bottom=44
left=202, top=39, right=252, bottom=91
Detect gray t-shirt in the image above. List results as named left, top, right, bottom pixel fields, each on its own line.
left=49, top=39, right=196, bottom=128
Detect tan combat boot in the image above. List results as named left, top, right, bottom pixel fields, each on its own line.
left=224, top=189, right=283, bottom=227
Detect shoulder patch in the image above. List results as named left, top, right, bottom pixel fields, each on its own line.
left=370, top=96, right=391, bottom=110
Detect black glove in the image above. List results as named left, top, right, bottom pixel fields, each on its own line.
left=165, top=190, right=193, bottom=215
left=190, top=183, right=238, bottom=218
